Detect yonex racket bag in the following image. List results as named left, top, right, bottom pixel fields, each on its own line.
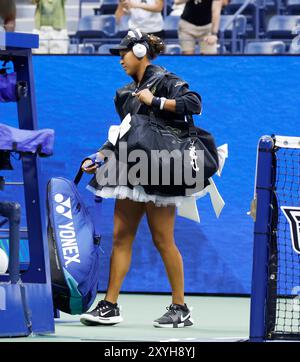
left=47, top=177, right=101, bottom=315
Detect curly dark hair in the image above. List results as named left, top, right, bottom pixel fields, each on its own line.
left=143, top=33, right=165, bottom=59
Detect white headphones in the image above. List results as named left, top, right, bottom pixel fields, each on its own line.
left=127, top=29, right=148, bottom=59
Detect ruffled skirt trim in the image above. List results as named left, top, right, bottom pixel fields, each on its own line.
left=86, top=184, right=194, bottom=207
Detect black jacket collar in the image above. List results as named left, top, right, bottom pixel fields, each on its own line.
left=134, top=64, right=167, bottom=89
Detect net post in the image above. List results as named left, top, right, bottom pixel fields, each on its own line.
left=249, top=135, right=275, bottom=342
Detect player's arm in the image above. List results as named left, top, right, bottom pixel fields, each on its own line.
left=133, top=88, right=201, bottom=115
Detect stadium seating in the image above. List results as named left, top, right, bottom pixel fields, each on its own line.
left=94, top=0, right=119, bottom=15
left=289, top=40, right=300, bottom=53
left=220, top=15, right=247, bottom=37
left=15, top=1, right=94, bottom=35
left=164, top=43, right=181, bottom=54
left=14, top=0, right=300, bottom=54
left=224, top=0, right=276, bottom=12
left=15, top=19, right=35, bottom=33
left=79, top=43, right=96, bottom=53
left=163, top=16, right=180, bottom=39
left=286, top=0, right=300, bottom=14
left=222, top=0, right=256, bottom=29
left=78, top=0, right=101, bottom=18
left=114, top=16, right=130, bottom=39
left=68, top=42, right=97, bottom=54
left=224, top=0, right=256, bottom=14
left=219, top=15, right=247, bottom=53
left=266, top=15, right=300, bottom=39
left=15, top=5, right=35, bottom=18
left=98, top=43, right=113, bottom=54
left=76, top=15, right=116, bottom=42
left=164, top=0, right=174, bottom=16
left=244, top=40, right=286, bottom=53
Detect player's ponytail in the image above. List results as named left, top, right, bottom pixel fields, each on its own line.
left=144, top=33, right=165, bottom=59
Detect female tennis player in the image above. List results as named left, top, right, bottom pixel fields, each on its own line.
left=80, top=29, right=202, bottom=328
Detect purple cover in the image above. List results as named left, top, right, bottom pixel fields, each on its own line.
left=0, top=73, right=17, bottom=102
left=0, top=123, right=55, bottom=155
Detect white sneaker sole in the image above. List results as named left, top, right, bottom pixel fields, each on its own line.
left=80, top=314, right=123, bottom=326
left=153, top=318, right=194, bottom=328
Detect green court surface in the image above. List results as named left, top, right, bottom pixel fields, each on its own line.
left=0, top=294, right=250, bottom=342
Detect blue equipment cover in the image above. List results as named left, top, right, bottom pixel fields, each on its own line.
left=0, top=123, right=54, bottom=155
left=47, top=177, right=101, bottom=315
left=0, top=72, right=17, bottom=102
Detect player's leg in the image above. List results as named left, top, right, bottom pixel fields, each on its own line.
left=80, top=198, right=145, bottom=326
left=105, top=198, right=146, bottom=303
left=145, top=202, right=193, bottom=328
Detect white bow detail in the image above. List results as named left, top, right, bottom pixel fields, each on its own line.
left=177, top=144, right=228, bottom=223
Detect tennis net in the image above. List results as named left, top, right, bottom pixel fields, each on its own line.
left=250, top=135, right=300, bottom=341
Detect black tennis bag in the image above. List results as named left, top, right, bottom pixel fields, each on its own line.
left=112, top=112, right=219, bottom=197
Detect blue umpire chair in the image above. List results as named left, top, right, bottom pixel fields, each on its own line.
left=0, top=32, right=55, bottom=337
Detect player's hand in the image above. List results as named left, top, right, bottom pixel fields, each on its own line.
left=132, top=89, right=154, bottom=106
left=204, top=34, right=218, bottom=45
left=81, top=160, right=98, bottom=174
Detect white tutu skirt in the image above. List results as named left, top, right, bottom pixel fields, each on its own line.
left=86, top=184, right=192, bottom=207
left=86, top=143, right=228, bottom=210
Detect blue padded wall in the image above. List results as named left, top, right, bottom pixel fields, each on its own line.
left=1, top=55, right=299, bottom=294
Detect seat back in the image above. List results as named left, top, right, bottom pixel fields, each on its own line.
left=164, top=44, right=181, bottom=55
left=164, top=16, right=180, bottom=38
left=98, top=43, right=113, bottom=54
left=220, top=15, right=247, bottom=36
left=114, top=15, right=130, bottom=39
left=77, top=15, right=115, bottom=36
left=244, top=40, right=286, bottom=54
left=267, top=15, right=300, bottom=39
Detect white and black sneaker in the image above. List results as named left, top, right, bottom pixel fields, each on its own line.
left=80, top=300, right=123, bottom=326
left=153, top=303, right=194, bottom=328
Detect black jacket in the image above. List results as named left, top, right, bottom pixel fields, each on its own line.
left=99, top=64, right=202, bottom=153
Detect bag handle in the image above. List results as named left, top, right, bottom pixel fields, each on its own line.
left=74, top=159, right=103, bottom=245
left=74, top=157, right=92, bottom=185
left=74, top=164, right=84, bottom=185
left=185, top=115, right=198, bottom=138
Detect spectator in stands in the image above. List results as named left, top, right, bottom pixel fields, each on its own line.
left=177, top=0, right=228, bottom=54
left=31, top=0, right=69, bottom=54
left=115, top=0, right=164, bottom=38
left=0, top=0, right=16, bottom=32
